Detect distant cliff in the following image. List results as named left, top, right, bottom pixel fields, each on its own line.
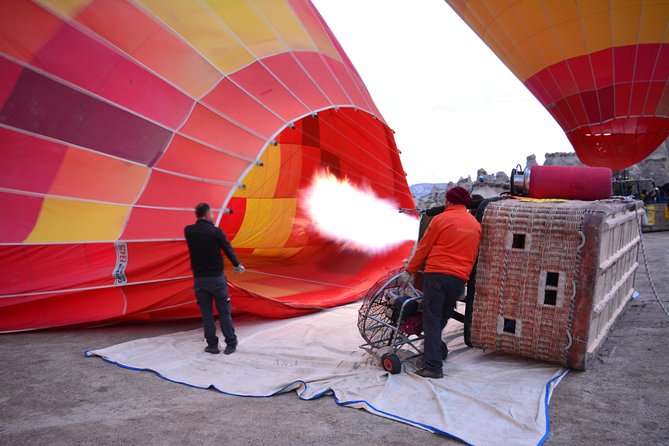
left=410, top=139, right=669, bottom=210
left=410, top=172, right=509, bottom=210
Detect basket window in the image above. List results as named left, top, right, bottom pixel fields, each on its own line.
left=544, top=289, right=558, bottom=306
left=541, top=271, right=561, bottom=306
left=503, top=318, right=517, bottom=334
left=546, top=272, right=559, bottom=287
left=512, top=233, right=526, bottom=249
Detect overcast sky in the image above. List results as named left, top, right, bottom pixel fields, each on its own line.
left=312, top=0, right=574, bottom=186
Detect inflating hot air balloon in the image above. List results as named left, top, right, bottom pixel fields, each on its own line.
left=445, top=0, right=669, bottom=169
left=0, top=0, right=415, bottom=332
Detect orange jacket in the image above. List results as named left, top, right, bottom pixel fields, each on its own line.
left=406, top=204, right=481, bottom=280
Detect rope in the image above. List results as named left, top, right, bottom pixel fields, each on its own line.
left=240, top=268, right=353, bottom=289
left=635, top=212, right=669, bottom=318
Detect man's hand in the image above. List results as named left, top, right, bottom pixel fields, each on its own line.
left=397, top=271, right=413, bottom=285
left=234, top=264, right=245, bottom=273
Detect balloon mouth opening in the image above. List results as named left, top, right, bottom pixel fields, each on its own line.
left=224, top=107, right=417, bottom=273
left=566, top=118, right=668, bottom=169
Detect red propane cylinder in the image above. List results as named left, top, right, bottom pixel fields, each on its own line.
left=511, top=165, right=612, bottom=201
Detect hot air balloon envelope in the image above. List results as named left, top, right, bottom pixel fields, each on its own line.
left=445, top=0, right=669, bottom=169
left=0, top=0, right=415, bottom=332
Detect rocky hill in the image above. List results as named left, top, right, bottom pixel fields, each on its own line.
left=411, top=139, right=669, bottom=210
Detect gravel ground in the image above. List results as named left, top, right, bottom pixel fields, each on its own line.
left=1, top=232, right=667, bottom=446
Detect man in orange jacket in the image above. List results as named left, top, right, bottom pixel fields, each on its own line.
left=402, top=186, right=481, bottom=378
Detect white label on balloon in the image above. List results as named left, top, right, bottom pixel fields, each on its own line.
left=113, top=241, right=128, bottom=286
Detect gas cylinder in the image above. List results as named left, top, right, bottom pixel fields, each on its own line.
left=510, top=165, right=612, bottom=201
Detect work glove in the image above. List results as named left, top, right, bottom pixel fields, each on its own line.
left=233, top=264, right=245, bottom=273
left=397, top=270, right=413, bottom=285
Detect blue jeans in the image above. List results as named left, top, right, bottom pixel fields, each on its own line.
left=422, top=273, right=465, bottom=372
left=194, top=275, right=237, bottom=347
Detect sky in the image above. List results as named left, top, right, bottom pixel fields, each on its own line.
left=312, top=0, right=574, bottom=186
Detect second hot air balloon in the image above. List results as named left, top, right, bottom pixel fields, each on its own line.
left=445, top=0, right=669, bottom=169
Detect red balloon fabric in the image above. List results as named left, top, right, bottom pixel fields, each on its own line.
left=0, top=0, right=414, bottom=332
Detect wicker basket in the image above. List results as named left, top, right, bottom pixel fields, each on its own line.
left=471, top=198, right=643, bottom=370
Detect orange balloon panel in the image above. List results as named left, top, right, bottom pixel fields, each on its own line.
left=0, top=0, right=414, bottom=332
left=446, top=0, right=669, bottom=169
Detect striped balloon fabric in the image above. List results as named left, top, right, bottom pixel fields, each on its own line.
left=446, top=0, right=669, bottom=169
left=0, top=0, right=414, bottom=331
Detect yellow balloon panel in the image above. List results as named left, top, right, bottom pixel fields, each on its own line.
left=639, top=3, right=669, bottom=42
left=204, top=0, right=311, bottom=57
left=451, top=0, right=662, bottom=81
left=140, top=0, right=255, bottom=74
left=26, top=198, right=130, bottom=243
left=71, top=0, right=223, bottom=97
left=579, top=10, right=613, bottom=53
left=234, top=145, right=283, bottom=198
left=232, top=198, right=297, bottom=249
left=252, top=0, right=319, bottom=51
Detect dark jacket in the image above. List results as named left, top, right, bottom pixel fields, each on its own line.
left=184, top=219, right=240, bottom=278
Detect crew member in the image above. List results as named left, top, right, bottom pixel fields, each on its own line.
left=184, top=203, right=245, bottom=355
left=402, top=186, right=481, bottom=378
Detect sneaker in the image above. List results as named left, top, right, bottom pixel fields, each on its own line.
left=204, top=345, right=220, bottom=354
left=223, top=342, right=237, bottom=355
left=415, top=368, right=444, bottom=379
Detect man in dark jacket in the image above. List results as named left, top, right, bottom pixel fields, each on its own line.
left=184, top=203, right=245, bottom=355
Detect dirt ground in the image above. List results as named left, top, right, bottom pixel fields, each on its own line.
left=1, top=232, right=667, bottom=446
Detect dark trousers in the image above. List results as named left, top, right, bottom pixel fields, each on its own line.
left=194, top=275, right=237, bottom=347
left=422, top=273, right=465, bottom=372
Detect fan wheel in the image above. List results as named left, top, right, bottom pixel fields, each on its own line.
left=357, top=268, right=405, bottom=349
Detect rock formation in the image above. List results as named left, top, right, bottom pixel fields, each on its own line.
left=410, top=138, right=669, bottom=210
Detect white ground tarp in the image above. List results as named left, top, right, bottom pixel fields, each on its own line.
left=86, top=303, right=567, bottom=446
